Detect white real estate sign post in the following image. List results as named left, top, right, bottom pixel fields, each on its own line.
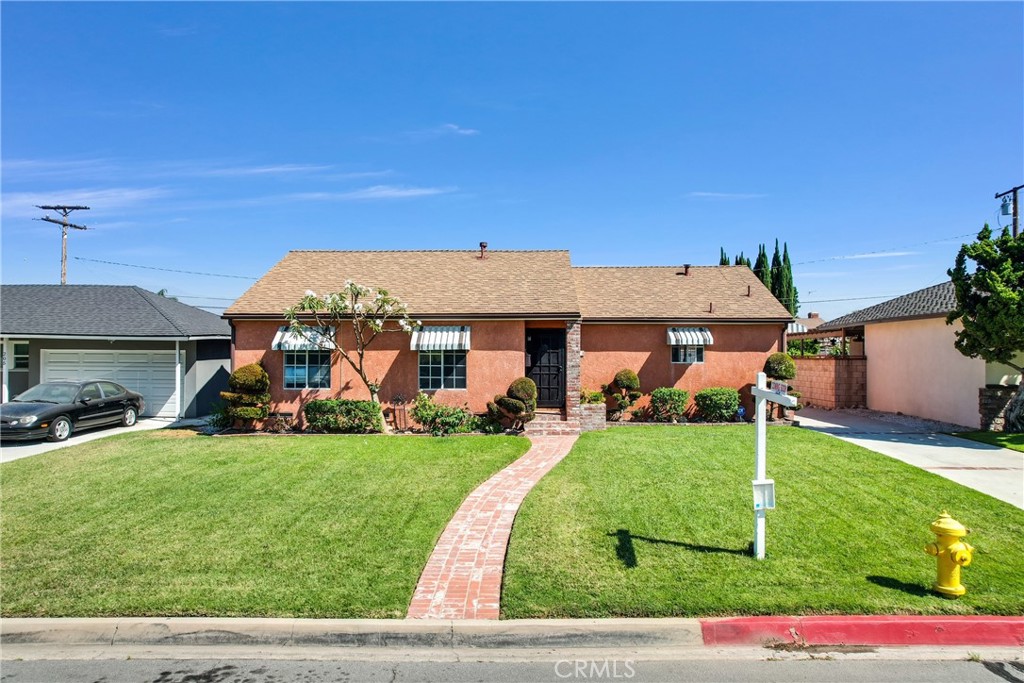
left=749, top=371, right=797, bottom=560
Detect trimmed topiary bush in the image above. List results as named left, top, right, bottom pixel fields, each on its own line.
left=764, top=352, right=796, bottom=380
left=580, top=389, right=605, bottom=405
left=488, top=377, right=538, bottom=431
left=694, top=387, right=740, bottom=422
left=220, top=363, right=271, bottom=429
left=304, top=399, right=384, bottom=434
left=603, top=368, right=642, bottom=421
left=650, top=387, right=689, bottom=423
left=411, top=393, right=477, bottom=436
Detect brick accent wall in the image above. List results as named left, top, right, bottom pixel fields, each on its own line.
left=979, top=384, right=1019, bottom=432
left=580, top=403, right=606, bottom=432
left=790, top=356, right=867, bottom=409
left=565, top=320, right=582, bottom=420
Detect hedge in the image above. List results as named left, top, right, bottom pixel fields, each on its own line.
left=303, top=399, right=384, bottom=434
left=694, top=387, right=740, bottom=422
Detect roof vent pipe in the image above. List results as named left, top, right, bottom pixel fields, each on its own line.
left=683, top=264, right=691, bottom=276
left=479, top=242, right=488, bottom=259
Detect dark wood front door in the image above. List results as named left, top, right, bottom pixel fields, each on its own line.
left=525, top=329, right=566, bottom=408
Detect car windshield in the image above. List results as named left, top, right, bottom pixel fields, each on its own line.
left=14, top=383, right=79, bottom=404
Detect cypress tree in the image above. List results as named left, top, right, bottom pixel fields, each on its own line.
left=719, top=247, right=730, bottom=266
left=770, top=239, right=784, bottom=301
left=753, top=244, right=772, bottom=292
left=782, top=242, right=799, bottom=316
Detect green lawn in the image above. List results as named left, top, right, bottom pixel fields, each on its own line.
left=952, top=431, right=1024, bottom=453
left=502, top=426, right=1024, bottom=618
left=1, top=430, right=528, bottom=618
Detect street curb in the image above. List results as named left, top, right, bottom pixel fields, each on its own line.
left=700, top=616, right=1024, bottom=647
left=0, top=618, right=704, bottom=649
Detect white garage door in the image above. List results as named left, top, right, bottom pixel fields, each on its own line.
left=41, top=349, right=184, bottom=417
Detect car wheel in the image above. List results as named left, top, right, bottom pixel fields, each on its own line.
left=49, top=416, right=73, bottom=442
left=122, top=407, right=138, bottom=427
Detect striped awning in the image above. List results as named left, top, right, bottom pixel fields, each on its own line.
left=410, top=325, right=471, bottom=351
left=787, top=321, right=808, bottom=334
left=272, top=326, right=336, bottom=351
left=666, top=327, right=714, bottom=346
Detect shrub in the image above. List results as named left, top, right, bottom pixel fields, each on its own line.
left=411, top=393, right=477, bottom=436
left=613, top=369, right=640, bottom=391
left=603, top=369, right=642, bottom=421
left=206, top=400, right=231, bottom=430
left=220, top=363, right=271, bottom=428
left=488, top=377, right=538, bottom=430
left=694, top=387, right=740, bottom=422
left=650, top=387, right=689, bottom=423
left=304, top=399, right=384, bottom=434
left=763, top=352, right=796, bottom=379
left=580, top=389, right=605, bottom=405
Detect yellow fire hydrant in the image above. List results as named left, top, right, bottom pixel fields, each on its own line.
left=924, top=511, right=974, bottom=597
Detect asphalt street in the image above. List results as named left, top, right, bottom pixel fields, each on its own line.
left=2, top=656, right=1022, bottom=683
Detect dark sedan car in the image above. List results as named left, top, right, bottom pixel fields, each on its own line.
left=0, top=380, right=145, bottom=442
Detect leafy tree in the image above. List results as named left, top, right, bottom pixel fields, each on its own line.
left=155, top=288, right=178, bottom=301
left=947, top=224, right=1024, bottom=432
left=285, top=281, right=418, bottom=404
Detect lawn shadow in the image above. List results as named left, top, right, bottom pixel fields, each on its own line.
left=609, top=529, right=750, bottom=569
left=866, top=575, right=931, bottom=598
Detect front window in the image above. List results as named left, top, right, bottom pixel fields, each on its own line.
left=671, top=345, right=704, bottom=364
left=13, top=342, right=28, bottom=370
left=419, top=351, right=467, bottom=390
left=284, top=350, right=331, bottom=390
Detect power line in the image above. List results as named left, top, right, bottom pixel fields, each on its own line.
left=793, top=232, right=976, bottom=266
left=74, top=256, right=257, bottom=279
left=170, top=294, right=238, bottom=301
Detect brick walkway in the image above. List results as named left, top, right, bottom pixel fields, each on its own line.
left=406, top=435, right=579, bottom=620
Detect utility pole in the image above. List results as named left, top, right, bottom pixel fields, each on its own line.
left=35, top=205, right=90, bottom=285
left=995, top=184, right=1023, bottom=238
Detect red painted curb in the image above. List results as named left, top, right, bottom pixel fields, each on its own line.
left=701, top=616, right=1024, bottom=647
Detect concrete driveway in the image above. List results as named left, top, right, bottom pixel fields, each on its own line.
left=795, top=408, right=1022, bottom=509
left=0, top=417, right=187, bottom=464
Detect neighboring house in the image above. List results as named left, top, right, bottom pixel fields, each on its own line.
left=806, top=282, right=1023, bottom=429
left=225, top=249, right=792, bottom=423
left=0, top=285, right=231, bottom=418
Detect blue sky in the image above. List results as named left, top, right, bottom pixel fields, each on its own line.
left=2, top=2, right=1021, bottom=320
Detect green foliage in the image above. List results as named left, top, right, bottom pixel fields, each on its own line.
left=496, top=396, right=527, bottom=415
left=507, top=377, right=538, bottom=404
left=753, top=244, right=772, bottom=293
left=694, top=387, right=740, bottom=422
left=787, top=338, right=820, bottom=357
left=719, top=247, right=730, bottom=266
left=206, top=400, right=232, bottom=430
left=410, top=393, right=477, bottom=436
left=284, top=281, right=418, bottom=403
left=580, top=390, right=605, bottom=405
left=221, top=363, right=271, bottom=428
left=781, top=243, right=798, bottom=316
left=764, top=352, right=796, bottom=380
left=303, top=399, right=384, bottom=434
left=650, top=387, right=689, bottom=422
left=613, top=369, right=640, bottom=391
left=604, top=369, right=642, bottom=420
left=228, top=363, right=270, bottom=393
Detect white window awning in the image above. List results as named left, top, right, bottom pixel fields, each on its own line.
left=787, top=321, right=808, bottom=334
left=410, top=325, right=471, bottom=351
left=272, top=326, right=336, bottom=351
left=666, top=327, right=714, bottom=346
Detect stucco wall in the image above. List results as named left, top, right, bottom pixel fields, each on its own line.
left=865, top=317, right=984, bottom=429
left=232, top=320, right=528, bottom=418
left=579, top=323, right=783, bottom=415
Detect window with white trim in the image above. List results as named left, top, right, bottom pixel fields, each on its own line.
left=10, top=342, right=28, bottom=371
left=671, top=345, right=704, bottom=364
left=284, top=350, right=331, bottom=389
left=418, top=350, right=467, bottom=390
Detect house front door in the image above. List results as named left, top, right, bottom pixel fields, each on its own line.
left=525, top=328, right=566, bottom=408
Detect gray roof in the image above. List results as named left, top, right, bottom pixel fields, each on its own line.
left=0, top=285, right=230, bottom=338
left=817, top=282, right=955, bottom=332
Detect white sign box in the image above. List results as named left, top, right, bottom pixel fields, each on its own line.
left=752, top=479, right=776, bottom=511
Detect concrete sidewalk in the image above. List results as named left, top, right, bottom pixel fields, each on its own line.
left=3, top=616, right=1021, bottom=649
left=795, top=408, right=1022, bottom=508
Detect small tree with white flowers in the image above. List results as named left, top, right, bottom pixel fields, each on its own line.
left=284, top=282, right=419, bottom=405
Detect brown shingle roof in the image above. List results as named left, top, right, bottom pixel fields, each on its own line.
left=225, top=250, right=581, bottom=318
left=815, top=281, right=955, bottom=332
left=572, top=266, right=793, bottom=321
